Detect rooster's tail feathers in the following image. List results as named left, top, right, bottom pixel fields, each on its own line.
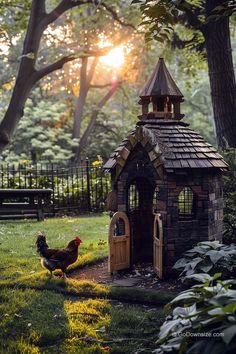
left=36, top=232, right=49, bottom=255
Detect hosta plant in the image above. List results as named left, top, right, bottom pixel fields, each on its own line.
left=154, top=274, right=236, bottom=354
left=173, top=241, right=236, bottom=279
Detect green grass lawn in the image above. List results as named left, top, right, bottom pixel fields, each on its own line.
left=0, top=215, right=172, bottom=354
left=0, top=214, right=109, bottom=280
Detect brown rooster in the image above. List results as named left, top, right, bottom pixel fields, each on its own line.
left=36, top=232, right=82, bottom=278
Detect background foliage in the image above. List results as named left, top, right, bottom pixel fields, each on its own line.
left=1, top=0, right=234, bottom=163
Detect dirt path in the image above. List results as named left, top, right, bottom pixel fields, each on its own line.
left=69, top=259, right=185, bottom=293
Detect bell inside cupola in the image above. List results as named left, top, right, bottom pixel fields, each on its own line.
left=139, top=58, right=184, bottom=120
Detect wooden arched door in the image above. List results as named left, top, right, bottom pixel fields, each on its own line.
left=153, top=213, right=163, bottom=279
left=108, top=212, right=130, bottom=273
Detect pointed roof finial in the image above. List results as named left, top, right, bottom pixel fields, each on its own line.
left=140, top=58, right=183, bottom=98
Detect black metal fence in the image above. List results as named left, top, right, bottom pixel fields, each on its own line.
left=0, top=161, right=111, bottom=214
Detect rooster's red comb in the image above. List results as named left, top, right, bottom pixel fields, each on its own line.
left=75, top=236, right=82, bottom=243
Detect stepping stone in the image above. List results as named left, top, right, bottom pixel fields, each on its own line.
left=113, top=278, right=141, bottom=287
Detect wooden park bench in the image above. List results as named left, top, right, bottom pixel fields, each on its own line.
left=0, top=189, right=53, bottom=221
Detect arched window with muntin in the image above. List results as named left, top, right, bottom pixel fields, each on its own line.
left=178, top=187, right=195, bottom=218
left=128, top=182, right=139, bottom=211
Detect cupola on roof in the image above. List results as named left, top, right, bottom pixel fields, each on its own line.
left=138, top=58, right=184, bottom=120
left=140, top=58, right=183, bottom=98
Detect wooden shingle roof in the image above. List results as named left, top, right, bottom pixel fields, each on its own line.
left=139, top=58, right=183, bottom=98
left=103, top=120, right=228, bottom=172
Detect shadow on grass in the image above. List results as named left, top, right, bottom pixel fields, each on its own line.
left=0, top=277, right=70, bottom=353
left=105, top=304, right=168, bottom=354
left=0, top=276, right=110, bottom=353
left=0, top=271, right=174, bottom=354
left=0, top=270, right=175, bottom=307
left=0, top=278, right=117, bottom=353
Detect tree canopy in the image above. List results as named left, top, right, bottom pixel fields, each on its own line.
left=132, top=0, right=236, bottom=149
left=0, top=0, right=235, bottom=164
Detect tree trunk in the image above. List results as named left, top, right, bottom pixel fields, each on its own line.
left=72, top=57, right=98, bottom=139
left=0, top=0, right=85, bottom=153
left=0, top=75, right=35, bottom=151
left=72, top=57, right=88, bottom=139
left=204, top=0, right=236, bottom=148
left=0, top=0, right=45, bottom=151
left=74, top=82, right=120, bottom=161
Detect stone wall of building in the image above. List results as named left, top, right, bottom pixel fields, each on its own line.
left=163, top=171, right=208, bottom=274
left=208, top=174, right=224, bottom=241
left=161, top=171, right=224, bottom=276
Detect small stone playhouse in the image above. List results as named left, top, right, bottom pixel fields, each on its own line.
left=104, top=58, right=228, bottom=278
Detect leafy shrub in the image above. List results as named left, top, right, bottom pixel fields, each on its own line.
left=223, top=188, right=236, bottom=245
left=155, top=274, right=236, bottom=354
left=173, top=241, right=236, bottom=279
left=223, top=149, right=236, bottom=244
